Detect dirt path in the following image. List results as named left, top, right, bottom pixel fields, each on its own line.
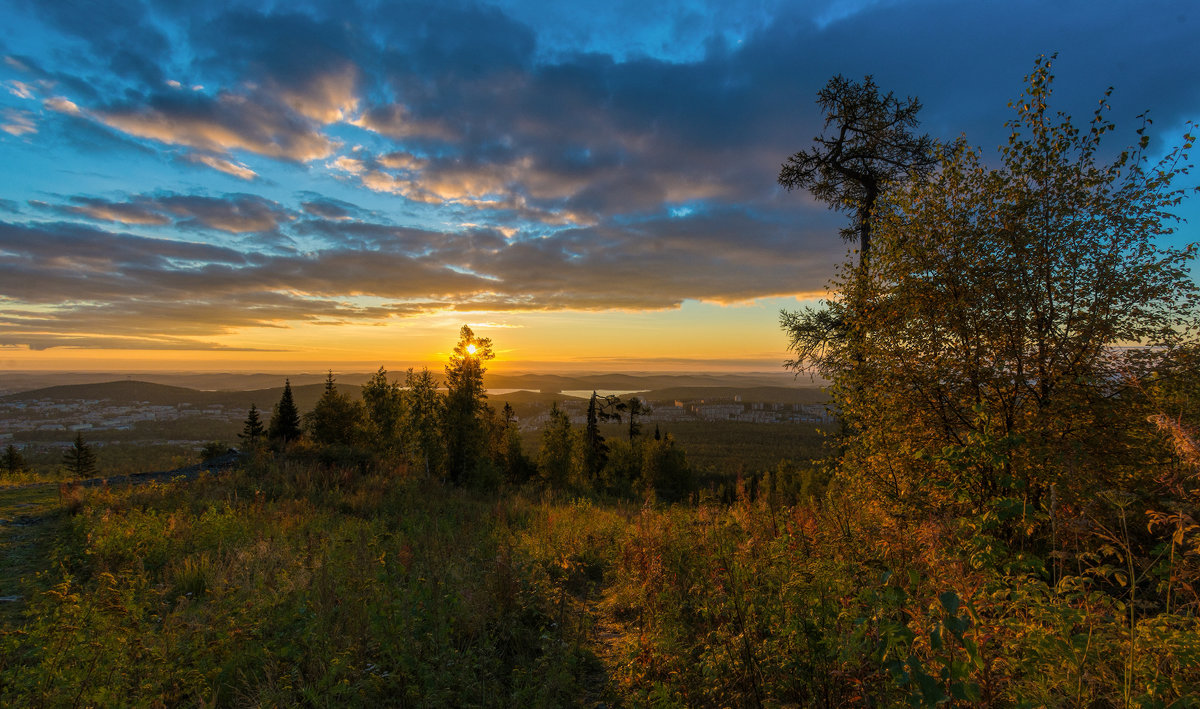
left=578, top=580, right=640, bottom=708
left=0, top=453, right=240, bottom=624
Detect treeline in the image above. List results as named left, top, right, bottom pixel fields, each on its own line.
left=239, top=326, right=695, bottom=501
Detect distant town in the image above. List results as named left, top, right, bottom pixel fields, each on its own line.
left=0, top=375, right=832, bottom=457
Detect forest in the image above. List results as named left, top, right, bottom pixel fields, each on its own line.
left=1, top=58, right=1199, bottom=707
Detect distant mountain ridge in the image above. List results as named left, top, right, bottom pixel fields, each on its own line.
left=2, top=377, right=825, bottom=413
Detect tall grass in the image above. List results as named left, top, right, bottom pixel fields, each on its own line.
left=2, top=452, right=1198, bottom=706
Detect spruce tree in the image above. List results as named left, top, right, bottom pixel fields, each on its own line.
left=304, top=374, right=365, bottom=448
left=2, top=444, right=28, bottom=476
left=63, top=432, right=98, bottom=479
left=362, top=366, right=404, bottom=453
left=268, top=379, right=302, bottom=446
left=239, top=403, right=266, bottom=446
left=583, top=392, right=608, bottom=481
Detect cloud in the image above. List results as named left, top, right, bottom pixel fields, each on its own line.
left=37, top=193, right=294, bottom=233
left=6, top=81, right=34, bottom=99
left=186, top=154, right=258, bottom=180
left=96, top=90, right=337, bottom=162
left=56, top=197, right=172, bottom=226
left=43, top=97, right=81, bottom=115
left=299, top=195, right=368, bottom=221
left=1, top=109, right=36, bottom=136
left=1, top=0, right=1196, bottom=356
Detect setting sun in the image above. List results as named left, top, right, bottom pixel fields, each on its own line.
left=466, top=344, right=477, bottom=355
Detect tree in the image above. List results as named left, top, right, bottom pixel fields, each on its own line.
left=200, top=441, right=228, bottom=462
left=818, top=56, right=1199, bottom=514
left=268, top=379, right=302, bottom=447
left=779, top=75, right=937, bottom=376
left=626, top=397, right=651, bottom=441
left=443, top=325, right=494, bottom=483
left=238, top=403, right=266, bottom=447
left=403, top=367, right=444, bottom=477
left=304, top=372, right=365, bottom=449
left=2, top=444, right=27, bottom=476
left=362, top=366, right=405, bottom=454
left=582, top=391, right=625, bottom=483
left=538, top=402, right=575, bottom=489
left=779, top=74, right=936, bottom=273
left=641, top=434, right=691, bottom=502
left=496, top=402, right=534, bottom=483
left=63, top=432, right=97, bottom=479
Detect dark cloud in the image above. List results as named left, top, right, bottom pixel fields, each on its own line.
left=299, top=195, right=368, bottom=221
left=2, top=0, right=1196, bottom=353
left=95, top=89, right=338, bottom=162
left=35, top=193, right=295, bottom=233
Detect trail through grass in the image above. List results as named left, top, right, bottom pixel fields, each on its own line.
left=0, top=483, right=64, bottom=625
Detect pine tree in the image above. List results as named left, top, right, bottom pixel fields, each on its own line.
left=63, top=432, right=97, bottom=479
left=268, top=379, right=302, bottom=446
left=626, top=397, right=650, bottom=441
left=239, top=403, right=266, bottom=446
left=2, top=444, right=28, bottom=476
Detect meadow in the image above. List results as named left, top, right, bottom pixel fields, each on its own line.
left=2, top=442, right=1197, bottom=707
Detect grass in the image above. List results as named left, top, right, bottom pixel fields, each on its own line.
left=1, top=454, right=1197, bottom=706
left=0, top=482, right=72, bottom=626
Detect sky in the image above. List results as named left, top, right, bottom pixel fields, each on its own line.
left=0, top=0, right=1197, bottom=373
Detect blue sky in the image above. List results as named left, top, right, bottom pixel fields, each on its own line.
left=0, top=0, right=1197, bottom=371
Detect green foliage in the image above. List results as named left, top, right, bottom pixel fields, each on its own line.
left=360, top=366, right=404, bottom=454
left=1, top=463, right=600, bottom=706
left=799, top=56, right=1200, bottom=517
left=639, top=435, right=692, bottom=502
left=402, top=367, right=444, bottom=477
left=303, top=373, right=366, bottom=449
left=538, top=403, right=576, bottom=489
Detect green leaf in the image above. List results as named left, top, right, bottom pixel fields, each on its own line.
left=939, top=590, right=960, bottom=614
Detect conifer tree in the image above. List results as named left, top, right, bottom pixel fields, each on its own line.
left=268, top=379, right=302, bottom=446
left=2, top=444, right=27, bottom=476
left=63, top=432, right=97, bottom=479
left=239, top=403, right=266, bottom=446
left=403, top=367, right=444, bottom=477
left=626, top=397, right=650, bottom=441
left=362, top=366, right=404, bottom=453
left=779, top=74, right=937, bottom=377
left=583, top=392, right=609, bottom=481
left=304, top=372, right=365, bottom=448
left=443, top=325, right=494, bottom=483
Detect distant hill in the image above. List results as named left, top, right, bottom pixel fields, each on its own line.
left=1, top=380, right=332, bottom=414
left=2, top=380, right=223, bottom=406
left=2, top=377, right=826, bottom=415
